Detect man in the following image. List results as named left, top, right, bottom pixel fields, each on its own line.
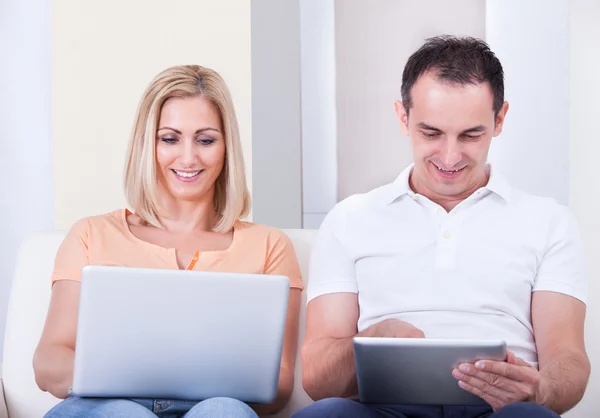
left=293, top=36, right=589, bottom=418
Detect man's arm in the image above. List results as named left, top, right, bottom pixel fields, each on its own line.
left=301, top=196, right=426, bottom=401
left=532, top=290, right=590, bottom=414
left=531, top=206, right=590, bottom=413
left=300, top=293, right=360, bottom=400
left=301, top=293, right=424, bottom=401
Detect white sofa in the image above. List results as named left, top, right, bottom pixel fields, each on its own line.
left=0, top=229, right=598, bottom=417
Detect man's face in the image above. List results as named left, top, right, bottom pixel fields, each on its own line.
left=395, top=72, right=508, bottom=200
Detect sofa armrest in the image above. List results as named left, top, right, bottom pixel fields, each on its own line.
left=0, top=364, right=7, bottom=418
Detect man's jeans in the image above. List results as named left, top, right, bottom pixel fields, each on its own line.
left=291, top=398, right=561, bottom=418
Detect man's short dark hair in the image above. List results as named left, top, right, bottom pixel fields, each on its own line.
left=401, top=35, right=504, bottom=116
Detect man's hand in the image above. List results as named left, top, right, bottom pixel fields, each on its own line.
left=365, top=318, right=425, bottom=338
left=452, top=350, right=543, bottom=411
left=301, top=292, right=426, bottom=401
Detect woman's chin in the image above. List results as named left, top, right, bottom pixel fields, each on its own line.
left=165, top=189, right=211, bottom=203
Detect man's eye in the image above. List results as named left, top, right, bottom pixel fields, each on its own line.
left=423, top=132, right=440, bottom=138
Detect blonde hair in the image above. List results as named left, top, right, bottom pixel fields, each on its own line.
left=124, top=65, right=251, bottom=233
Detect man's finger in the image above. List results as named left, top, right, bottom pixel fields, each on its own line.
left=473, top=359, right=528, bottom=380
left=455, top=365, right=513, bottom=390
left=453, top=370, right=507, bottom=399
left=457, top=379, right=504, bottom=410
left=501, top=349, right=534, bottom=368
left=514, top=356, right=534, bottom=368
left=506, top=350, right=518, bottom=364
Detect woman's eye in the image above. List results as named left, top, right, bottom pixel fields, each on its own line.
left=161, top=137, right=178, bottom=144
left=198, top=138, right=215, bottom=145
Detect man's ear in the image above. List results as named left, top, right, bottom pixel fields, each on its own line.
left=493, top=101, right=509, bottom=137
left=394, top=100, right=410, bottom=136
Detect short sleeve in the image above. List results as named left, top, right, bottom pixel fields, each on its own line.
left=51, top=218, right=90, bottom=286
left=264, top=229, right=304, bottom=290
left=533, top=206, right=587, bottom=304
left=306, top=202, right=358, bottom=304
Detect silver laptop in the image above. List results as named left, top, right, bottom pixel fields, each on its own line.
left=354, top=337, right=506, bottom=406
left=71, top=265, right=290, bottom=403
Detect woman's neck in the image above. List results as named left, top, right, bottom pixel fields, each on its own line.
left=156, top=196, right=218, bottom=234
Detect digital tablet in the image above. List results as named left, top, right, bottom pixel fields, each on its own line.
left=353, top=337, right=507, bottom=406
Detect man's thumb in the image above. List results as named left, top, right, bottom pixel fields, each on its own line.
left=506, top=349, right=518, bottom=364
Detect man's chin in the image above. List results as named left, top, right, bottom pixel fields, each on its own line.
left=430, top=185, right=467, bottom=198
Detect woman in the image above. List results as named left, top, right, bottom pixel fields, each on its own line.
left=33, top=65, right=303, bottom=417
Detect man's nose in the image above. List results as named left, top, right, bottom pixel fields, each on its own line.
left=439, top=139, right=461, bottom=167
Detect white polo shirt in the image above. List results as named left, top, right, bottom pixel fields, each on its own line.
left=307, top=164, right=587, bottom=367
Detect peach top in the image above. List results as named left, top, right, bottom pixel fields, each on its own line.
left=51, top=209, right=303, bottom=290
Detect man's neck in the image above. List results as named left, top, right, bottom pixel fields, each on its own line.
left=409, top=167, right=490, bottom=212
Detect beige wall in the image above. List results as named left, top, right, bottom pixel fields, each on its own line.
left=570, top=0, right=600, bottom=228
left=51, top=0, right=252, bottom=229
left=567, top=2, right=600, bottom=415
left=335, top=0, right=486, bottom=200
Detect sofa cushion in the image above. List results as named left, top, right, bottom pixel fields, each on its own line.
left=2, top=229, right=316, bottom=418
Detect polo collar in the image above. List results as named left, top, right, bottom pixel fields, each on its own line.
left=386, top=163, right=513, bottom=204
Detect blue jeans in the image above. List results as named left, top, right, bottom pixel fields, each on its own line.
left=44, top=396, right=259, bottom=418
left=291, top=398, right=560, bottom=418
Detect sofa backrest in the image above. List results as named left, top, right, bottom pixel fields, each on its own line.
left=272, top=230, right=315, bottom=417
left=3, top=231, right=67, bottom=418
left=2, top=229, right=316, bottom=418
left=4, top=228, right=599, bottom=418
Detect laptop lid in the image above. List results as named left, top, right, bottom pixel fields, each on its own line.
left=71, top=265, right=290, bottom=403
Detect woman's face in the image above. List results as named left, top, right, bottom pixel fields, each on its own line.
left=155, top=95, right=226, bottom=203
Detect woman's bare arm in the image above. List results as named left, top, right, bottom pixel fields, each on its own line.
left=33, top=281, right=80, bottom=399
left=251, top=288, right=301, bottom=414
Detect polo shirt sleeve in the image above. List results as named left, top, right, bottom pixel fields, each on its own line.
left=51, top=218, right=90, bottom=286
left=533, top=205, right=587, bottom=304
left=306, top=202, right=358, bottom=303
